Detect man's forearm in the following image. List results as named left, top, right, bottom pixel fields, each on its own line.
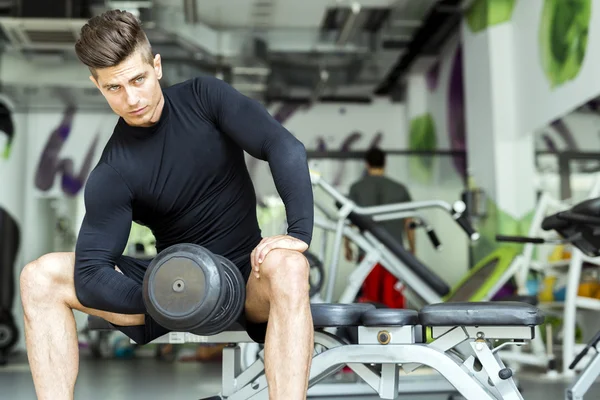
left=267, top=139, right=314, bottom=245
left=405, top=219, right=416, bottom=252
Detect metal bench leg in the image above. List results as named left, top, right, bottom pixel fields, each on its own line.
left=566, top=352, right=600, bottom=400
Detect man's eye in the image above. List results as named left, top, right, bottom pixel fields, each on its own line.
left=136, top=77, right=144, bottom=83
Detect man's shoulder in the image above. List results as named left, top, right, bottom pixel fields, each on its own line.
left=164, top=75, right=223, bottom=97
left=85, top=161, right=133, bottom=201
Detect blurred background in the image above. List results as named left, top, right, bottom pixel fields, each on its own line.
left=1, top=0, right=600, bottom=399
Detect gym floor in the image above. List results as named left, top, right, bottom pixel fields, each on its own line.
left=2, top=351, right=600, bottom=399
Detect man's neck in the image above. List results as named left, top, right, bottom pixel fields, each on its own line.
left=149, top=93, right=165, bottom=125
left=368, top=168, right=385, bottom=176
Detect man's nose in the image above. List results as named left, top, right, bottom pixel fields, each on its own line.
left=125, top=87, right=139, bottom=106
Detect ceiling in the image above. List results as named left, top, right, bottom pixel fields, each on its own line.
left=0, top=0, right=469, bottom=108
left=180, top=0, right=407, bottom=30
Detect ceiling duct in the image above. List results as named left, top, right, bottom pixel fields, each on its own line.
left=374, top=0, right=463, bottom=95
left=0, top=17, right=86, bottom=50
left=0, top=1, right=155, bottom=51
left=336, top=2, right=361, bottom=46
left=17, top=0, right=91, bottom=19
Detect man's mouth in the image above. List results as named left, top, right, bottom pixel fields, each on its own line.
left=130, top=106, right=147, bottom=115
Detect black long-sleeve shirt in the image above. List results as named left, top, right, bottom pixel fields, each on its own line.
left=74, top=76, right=313, bottom=313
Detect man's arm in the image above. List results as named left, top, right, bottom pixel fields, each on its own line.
left=404, top=219, right=416, bottom=254
left=194, top=77, right=313, bottom=246
left=344, top=183, right=359, bottom=261
left=73, top=163, right=145, bottom=314
left=401, top=186, right=416, bottom=254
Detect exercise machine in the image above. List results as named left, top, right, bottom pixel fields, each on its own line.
left=310, top=171, right=525, bottom=308
left=498, top=196, right=600, bottom=399
left=301, top=171, right=528, bottom=397
left=567, top=330, right=600, bottom=400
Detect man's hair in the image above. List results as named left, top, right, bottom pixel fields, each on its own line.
left=365, top=147, right=386, bottom=168
left=75, top=9, right=154, bottom=78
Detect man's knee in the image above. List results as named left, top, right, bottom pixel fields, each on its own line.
left=20, top=252, right=73, bottom=304
left=261, top=249, right=310, bottom=296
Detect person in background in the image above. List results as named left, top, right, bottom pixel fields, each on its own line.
left=345, top=147, right=415, bottom=308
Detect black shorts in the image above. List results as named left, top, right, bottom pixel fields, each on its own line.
left=111, top=253, right=268, bottom=344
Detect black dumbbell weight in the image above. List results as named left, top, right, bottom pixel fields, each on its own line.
left=191, top=255, right=246, bottom=336
left=142, top=243, right=227, bottom=332
left=143, top=244, right=246, bottom=336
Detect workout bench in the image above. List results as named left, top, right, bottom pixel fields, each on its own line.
left=88, top=301, right=544, bottom=400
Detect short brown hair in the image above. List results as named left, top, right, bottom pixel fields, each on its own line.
left=75, top=9, right=154, bottom=78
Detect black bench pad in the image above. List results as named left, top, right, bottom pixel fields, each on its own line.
left=361, top=308, right=419, bottom=327
left=419, top=302, right=545, bottom=327
left=88, top=303, right=377, bottom=333
left=311, top=303, right=375, bottom=328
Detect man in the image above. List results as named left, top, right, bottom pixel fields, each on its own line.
left=20, top=9, right=314, bottom=400
left=345, top=147, right=414, bottom=307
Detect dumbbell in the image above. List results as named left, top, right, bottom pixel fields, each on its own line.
left=142, top=243, right=246, bottom=336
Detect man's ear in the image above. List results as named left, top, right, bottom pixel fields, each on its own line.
left=154, top=54, right=163, bottom=80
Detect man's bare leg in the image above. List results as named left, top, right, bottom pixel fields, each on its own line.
left=20, top=252, right=145, bottom=400
left=245, top=249, right=313, bottom=400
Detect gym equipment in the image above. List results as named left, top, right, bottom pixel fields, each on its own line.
left=0, top=207, right=20, bottom=366
left=142, top=243, right=246, bottom=336
left=310, top=171, right=522, bottom=308
left=306, top=251, right=324, bottom=298
left=497, top=195, right=600, bottom=399
left=87, top=300, right=545, bottom=399
left=566, top=330, right=600, bottom=400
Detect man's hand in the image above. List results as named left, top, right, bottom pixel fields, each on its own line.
left=251, top=235, right=309, bottom=278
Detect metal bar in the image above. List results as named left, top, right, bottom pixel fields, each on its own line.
left=559, top=153, right=572, bottom=200
left=306, top=150, right=466, bottom=159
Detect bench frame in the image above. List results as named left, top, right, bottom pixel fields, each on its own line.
left=129, top=322, right=531, bottom=400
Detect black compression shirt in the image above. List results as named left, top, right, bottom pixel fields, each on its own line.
left=73, top=76, right=314, bottom=314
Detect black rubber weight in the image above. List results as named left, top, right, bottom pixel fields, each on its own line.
left=142, top=243, right=226, bottom=332
left=311, top=303, right=375, bottom=328
left=191, top=255, right=246, bottom=336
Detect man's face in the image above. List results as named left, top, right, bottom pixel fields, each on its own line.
left=91, top=50, right=163, bottom=127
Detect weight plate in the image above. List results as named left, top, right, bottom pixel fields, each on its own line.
left=305, top=252, right=324, bottom=297
left=143, top=243, right=226, bottom=331
left=191, top=255, right=246, bottom=336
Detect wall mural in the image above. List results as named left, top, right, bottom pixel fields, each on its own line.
left=0, top=103, right=14, bottom=160
left=465, top=0, right=517, bottom=34
left=34, top=106, right=100, bottom=197
left=413, top=43, right=466, bottom=184
left=539, top=0, right=591, bottom=89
